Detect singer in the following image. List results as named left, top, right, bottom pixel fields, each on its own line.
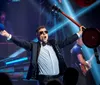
left=0, top=25, right=83, bottom=85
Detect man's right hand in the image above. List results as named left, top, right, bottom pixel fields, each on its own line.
left=78, top=26, right=84, bottom=36
left=0, top=30, right=11, bottom=38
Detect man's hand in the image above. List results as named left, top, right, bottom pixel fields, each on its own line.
left=0, top=30, right=11, bottom=38
left=86, top=60, right=92, bottom=69
left=78, top=26, right=85, bottom=36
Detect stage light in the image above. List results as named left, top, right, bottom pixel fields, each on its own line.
left=8, top=0, right=20, bottom=2
left=6, top=57, right=28, bottom=65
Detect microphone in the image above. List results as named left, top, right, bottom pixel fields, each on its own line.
left=0, top=23, right=5, bottom=31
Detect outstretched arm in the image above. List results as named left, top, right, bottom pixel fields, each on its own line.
left=0, top=30, right=11, bottom=38
left=58, top=26, right=83, bottom=48
left=77, top=54, right=89, bottom=66
left=0, top=30, right=32, bottom=51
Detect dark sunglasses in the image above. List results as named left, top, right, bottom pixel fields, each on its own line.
left=39, top=30, right=48, bottom=35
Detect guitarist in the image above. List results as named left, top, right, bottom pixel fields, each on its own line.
left=70, top=38, right=96, bottom=85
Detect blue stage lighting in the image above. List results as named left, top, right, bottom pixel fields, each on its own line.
left=4, top=0, right=100, bottom=66
left=8, top=0, right=20, bottom=2
left=6, top=57, right=28, bottom=65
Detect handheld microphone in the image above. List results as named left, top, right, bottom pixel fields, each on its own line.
left=0, top=23, right=5, bottom=31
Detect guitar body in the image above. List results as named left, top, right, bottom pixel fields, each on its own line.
left=79, top=54, right=94, bottom=76
left=79, top=63, right=89, bottom=76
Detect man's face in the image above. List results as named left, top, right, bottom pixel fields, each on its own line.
left=37, top=28, right=48, bottom=43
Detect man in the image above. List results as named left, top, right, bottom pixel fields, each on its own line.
left=70, top=38, right=96, bottom=85
left=0, top=25, right=83, bottom=85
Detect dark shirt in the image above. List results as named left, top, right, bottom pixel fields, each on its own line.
left=70, top=44, right=85, bottom=71
left=70, top=44, right=96, bottom=85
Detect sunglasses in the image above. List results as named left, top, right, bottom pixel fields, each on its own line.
left=39, top=30, right=48, bottom=35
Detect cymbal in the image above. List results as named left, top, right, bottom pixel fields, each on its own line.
left=74, top=0, right=96, bottom=7
left=82, top=28, right=100, bottom=48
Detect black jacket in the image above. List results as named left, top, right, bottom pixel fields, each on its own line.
left=10, top=34, right=78, bottom=79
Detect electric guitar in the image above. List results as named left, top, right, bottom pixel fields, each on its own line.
left=79, top=54, right=94, bottom=76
